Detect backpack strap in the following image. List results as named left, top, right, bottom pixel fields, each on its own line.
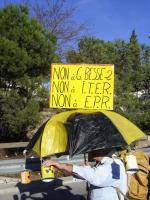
left=115, top=187, right=130, bottom=200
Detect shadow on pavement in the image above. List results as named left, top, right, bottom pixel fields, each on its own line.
left=13, top=179, right=86, bottom=200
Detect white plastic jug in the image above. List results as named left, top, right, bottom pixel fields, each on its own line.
left=125, top=154, right=138, bottom=173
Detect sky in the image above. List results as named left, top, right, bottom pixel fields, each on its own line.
left=72, top=0, right=150, bottom=45
left=0, top=0, right=150, bottom=45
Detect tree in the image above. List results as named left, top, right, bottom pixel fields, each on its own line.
left=129, top=30, right=142, bottom=92
left=31, top=0, right=86, bottom=56
left=138, top=45, right=150, bottom=135
left=67, top=35, right=150, bottom=135
left=129, top=30, right=141, bottom=71
left=113, top=39, right=133, bottom=92
left=67, top=37, right=115, bottom=64
left=140, top=44, right=150, bottom=93
left=0, top=5, right=57, bottom=141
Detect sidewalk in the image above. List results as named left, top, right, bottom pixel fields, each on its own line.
left=0, top=176, right=85, bottom=195
left=0, top=176, right=87, bottom=200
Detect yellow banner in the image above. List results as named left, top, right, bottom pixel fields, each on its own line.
left=50, top=64, right=114, bottom=110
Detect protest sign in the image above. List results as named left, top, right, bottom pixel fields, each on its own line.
left=50, top=64, right=114, bottom=110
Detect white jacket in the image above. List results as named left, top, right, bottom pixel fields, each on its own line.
left=73, top=157, right=127, bottom=200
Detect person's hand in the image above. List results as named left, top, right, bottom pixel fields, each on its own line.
left=42, top=159, right=73, bottom=173
left=42, top=159, right=57, bottom=167
left=42, top=159, right=60, bottom=169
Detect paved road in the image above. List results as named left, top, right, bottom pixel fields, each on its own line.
left=0, top=146, right=149, bottom=200
left=0, top=178, right=149, bottom=200
left=0, top=178, right=87, bottom=200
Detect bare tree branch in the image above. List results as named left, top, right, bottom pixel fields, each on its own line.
left=3, top=0, right=89, bottom=57
left=31, top=0, right=87, bottom=56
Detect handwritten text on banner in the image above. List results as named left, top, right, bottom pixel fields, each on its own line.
left=50, top=64, right=114, bottom=110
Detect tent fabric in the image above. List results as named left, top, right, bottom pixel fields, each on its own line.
left=33, top=121, right=68, bottom=157
left=32, top=134, right=42, bottom=156
left=67, top=113, right=128, bottom=156
left=26, top=120, right=49, bottom=154
left=50, top=109, right=144, bottom=145
left=100, top=110, right=144, bottom=145
left=30, top=110, right=145, bottom=157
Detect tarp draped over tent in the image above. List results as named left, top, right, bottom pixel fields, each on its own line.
left=26, top=110, right=145, bottom=157
left=67, top=113, right=127, bottom=156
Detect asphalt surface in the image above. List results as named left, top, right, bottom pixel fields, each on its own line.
left=0, top=145, right=149, bottom=200
left=0, top=177, right=87, bottom=200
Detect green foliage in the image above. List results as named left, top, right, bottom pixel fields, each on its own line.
left=0, top=90, right=39, bottom=140
left=67, top=37, right=115, bottom=64
left=113, top=40, right=133, bottom=92
left=0, top=5, right=56, bottom=79
left=0, top=5, right=57, bottom=141
left=129, top=30, right=141, bottom=72
left=67, top=32, right=150, bottom=135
